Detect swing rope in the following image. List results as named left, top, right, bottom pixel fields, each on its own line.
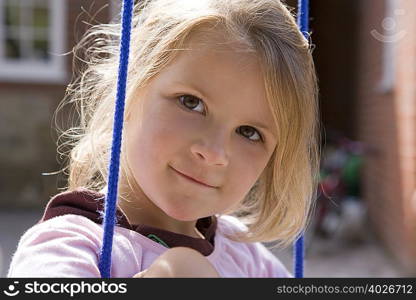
left=98, top=0, right=133, bottom=278
left=294, top=0, right=310, bottom=279
left=98, top=0, right=310, bottom=279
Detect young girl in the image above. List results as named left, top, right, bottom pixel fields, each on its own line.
left=8, top=0, right=320, bottom=278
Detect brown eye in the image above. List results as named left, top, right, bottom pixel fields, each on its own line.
left=237, top=126, right=263, bottom=142
left=178, top=95, right=205, bottom=113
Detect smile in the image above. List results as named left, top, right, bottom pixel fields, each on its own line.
left=170, top=166, right=217, bottom=189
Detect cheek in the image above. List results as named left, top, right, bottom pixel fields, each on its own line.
left=219, top=152, right=267, bottom=210
left=126, top=104, right=193, bottom=168
left=125, top=118, right=175, bottom=197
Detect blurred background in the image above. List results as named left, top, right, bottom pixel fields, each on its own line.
left=0, top=0, right=415, bottom=277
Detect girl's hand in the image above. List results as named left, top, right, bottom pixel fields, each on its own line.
left=133, top=247, right=220, bottom=278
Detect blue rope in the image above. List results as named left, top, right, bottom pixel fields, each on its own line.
left=98, top=0, right=133, bottom=278
left=297, top=0, right=310, bottom=37
left=293, top=234, right=305, bottom=278
left=293, top=0, right=310, bottom=279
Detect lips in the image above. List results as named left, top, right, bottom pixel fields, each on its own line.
left=171, top=166, right=217, bottom=188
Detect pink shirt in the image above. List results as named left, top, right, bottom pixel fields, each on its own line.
left=7, top=213, right=292, bottom=278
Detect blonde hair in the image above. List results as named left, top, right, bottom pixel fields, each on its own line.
left=55, top=0, right=321, bottom=248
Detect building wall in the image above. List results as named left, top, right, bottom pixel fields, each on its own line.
left=0, top=0, right=110, bottom=209
left=356, top=0, right=416, bottom=273
left=395, top=0, right=416, bottom=273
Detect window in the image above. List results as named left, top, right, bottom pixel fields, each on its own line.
left=0, top=0, right=66, bottom=83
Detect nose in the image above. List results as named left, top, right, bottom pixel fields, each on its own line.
left=190, top=128, right=229, bottom=166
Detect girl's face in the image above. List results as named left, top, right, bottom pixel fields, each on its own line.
left=123, top=34, right=277, bottom=232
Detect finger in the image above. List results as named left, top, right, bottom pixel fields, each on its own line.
left=132, top=269, right=148, bottom=278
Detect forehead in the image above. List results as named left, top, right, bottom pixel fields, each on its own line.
left=181, top=28, right=258, bottom=74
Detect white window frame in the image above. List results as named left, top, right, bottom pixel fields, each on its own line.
left=0, top=0, right=67, bottom=83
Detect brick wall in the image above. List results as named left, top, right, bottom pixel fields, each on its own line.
left=395, top=0, right=416, bottom=273
left=356, top=0, right=416, bottom=274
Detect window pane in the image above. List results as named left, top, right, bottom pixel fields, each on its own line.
left=3, top=0, right=51, bottom=62
left=6, top=38, right=21, bottom=59
left=32, top=0, right=48, bottom=7
left=33, top=6, right=49, bottom=28
left=4, top=1, right=20, bottom=27
left=33, top=39, right=49, bottom=60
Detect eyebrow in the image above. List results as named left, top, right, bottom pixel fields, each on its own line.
left=171, top=80, right=275, bottom=137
